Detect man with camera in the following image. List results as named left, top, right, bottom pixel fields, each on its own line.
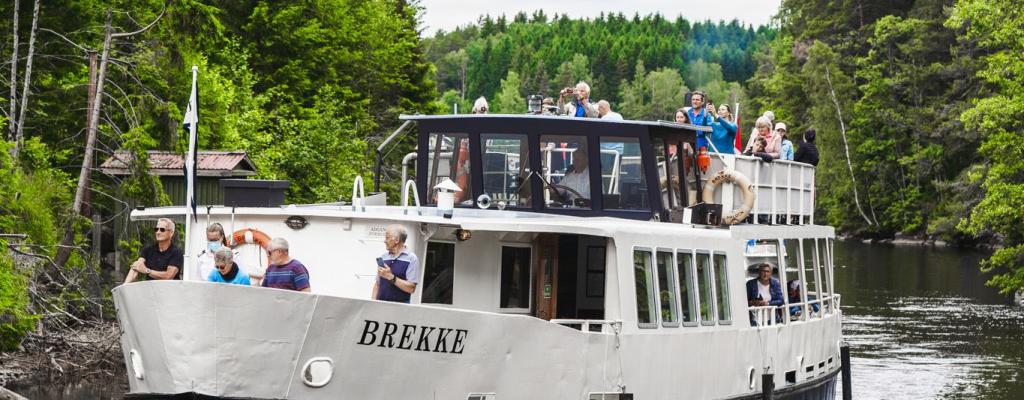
left=558, top=81, right=598, bottom=118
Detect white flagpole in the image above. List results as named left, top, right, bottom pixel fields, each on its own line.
left=183, top=65, right=198, bottom=281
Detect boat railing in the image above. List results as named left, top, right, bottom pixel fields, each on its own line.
left=550, top=319, right=622, bottom=334
left=747, top=293, right=841, bottom=327
left=697, top=154, right=816, bottom=225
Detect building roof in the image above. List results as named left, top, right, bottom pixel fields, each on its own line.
left=99, top=150, right=257, bottom=177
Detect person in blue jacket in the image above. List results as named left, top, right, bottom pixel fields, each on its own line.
left=706, top=103, right=738, bottom=154
left=207, top=247, right=251, bottom=286
left=746, top=263, right=784, bottom=307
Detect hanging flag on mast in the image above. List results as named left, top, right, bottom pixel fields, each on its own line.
left=183, top=66, right=199, bottom=223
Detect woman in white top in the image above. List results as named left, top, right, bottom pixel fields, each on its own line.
left=195, top=223, right=229, bottom=281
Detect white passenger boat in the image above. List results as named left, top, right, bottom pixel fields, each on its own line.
left=114, top=114, right=844, bottom=399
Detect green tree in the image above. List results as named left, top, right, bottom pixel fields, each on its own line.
left=493, top=70, right=525, bottom=114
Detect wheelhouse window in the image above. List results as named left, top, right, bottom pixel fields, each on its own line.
left=541, top=135, right=591, bottom=209
left=633, top=249, right=657, bottom=327
left=803, top=238, right=822, bottom=318
left=482, top=134, right=530, bottom=208
left=600, top=137, right=648, bottom=210
left=656, top=250, right=679, bottom=327
left=696, top=252, right=715, bottom=324
left=653, top=137, right=684, bottom=210
left=427, top=133, right=472, bottom=206
left=714, top=253, right=731, bottom=323
left=676, top=250, right=698, bottom=325
left=499, top=246, right=532, bottom=310
left=421, top=241, right=455, bottom=304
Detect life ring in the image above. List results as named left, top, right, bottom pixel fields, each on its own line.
left=231, top=228, right=272, bottom=248
left=701, top=170, right=757, bottom=225
left=454, top=140, right=470, bottom=203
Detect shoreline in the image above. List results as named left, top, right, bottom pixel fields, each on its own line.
left=0, top=320, right=126, bottom=394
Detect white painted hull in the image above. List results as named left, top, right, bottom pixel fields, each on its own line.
left=115, top=281, right=841, bottom=399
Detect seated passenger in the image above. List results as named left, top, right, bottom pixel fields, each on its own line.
left=196, top=223, right=229, bottom=281
left=261, top=237, right=310, bottom=292
left=125, top=218, right=183, bottom=283
left=747, top=263, right=784, bottom=307
left=208, top=247, right=251, bottom=286
left=787, top=280, right=819, bottom=318
left=743, top=116, right=782, bottom=159
left=597, top=100, right=623, bottom=120
left=550, top=148, right=591, bottom=205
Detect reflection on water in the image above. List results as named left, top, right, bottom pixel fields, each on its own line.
left=834, top=240, right=1024, bottom=400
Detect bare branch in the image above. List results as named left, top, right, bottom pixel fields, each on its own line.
left=38, top=28, right=91, bottom=53
left=110, top=5, right=165, bottom=38
left=13, top=0, right=41, bottom=160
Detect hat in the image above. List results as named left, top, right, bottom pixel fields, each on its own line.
left=774, top=122, right=787, bottom=132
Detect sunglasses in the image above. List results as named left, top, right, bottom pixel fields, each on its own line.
left=154, top=227, right=169, bottom=233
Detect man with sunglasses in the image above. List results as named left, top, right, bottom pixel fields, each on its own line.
left=124, top=218, right=184, bottom=283
left=261, top=237, right=310, bottom=292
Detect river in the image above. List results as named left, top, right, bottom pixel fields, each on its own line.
left=9, top=240, right=1023, bottom=399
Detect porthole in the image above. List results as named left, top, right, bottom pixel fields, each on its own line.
left=301, top=357, right=334, bottom=388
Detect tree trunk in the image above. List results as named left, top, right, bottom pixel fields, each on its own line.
left=12, top=0, right=40, bottom=161
left=7, top=0, right=19, bottom=141
left=824, top=65, right=875, bottom=226
left=55, top=10, right=114, bottom=270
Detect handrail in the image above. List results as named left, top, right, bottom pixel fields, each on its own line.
left=550, top=319, right=622, bottom=333
left=747, top=293, right=841, bottom=327
left=351, top=176, right=366, bottom=212
left=401, top=179, right=422, bottom=215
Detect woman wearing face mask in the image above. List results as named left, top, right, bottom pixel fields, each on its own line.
left=195, top=223, right=230, bottom=281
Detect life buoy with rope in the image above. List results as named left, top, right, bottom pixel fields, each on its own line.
left=454, top=140, right=470, bottom=203
left=231, top=228, right=272, bottom=285
left=702, top=170, right=756, bottom=225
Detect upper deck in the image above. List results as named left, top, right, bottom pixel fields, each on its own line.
left=401, top=114, right=816, bottom=225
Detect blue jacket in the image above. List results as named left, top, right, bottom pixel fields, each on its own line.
left=746, top=278, right=784, bottom=306
left=699, top=119, right=737, bottom=154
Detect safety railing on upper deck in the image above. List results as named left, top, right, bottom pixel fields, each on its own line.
left=695, top=155, right=816, bottom=225
left=550, top=319, right=623, bottom=334
left=748, top=293, right=841, bottom=327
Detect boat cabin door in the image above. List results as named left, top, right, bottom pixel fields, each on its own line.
left=534, top=234, right=558, bottom=320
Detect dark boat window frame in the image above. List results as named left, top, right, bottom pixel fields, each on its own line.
left=411, top=115, right=706, bottom=220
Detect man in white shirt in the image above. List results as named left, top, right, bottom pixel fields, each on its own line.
left=552, top=148, right=590, bottom=203
left=596, top=100, right=623, bottom=120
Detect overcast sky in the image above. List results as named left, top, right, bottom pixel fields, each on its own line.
left=417, top=0, right=782, bottom=36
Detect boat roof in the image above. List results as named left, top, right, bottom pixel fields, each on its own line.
left=399, top=113, right=713, bottom=132
left=131, top=205, right=834, bottom=240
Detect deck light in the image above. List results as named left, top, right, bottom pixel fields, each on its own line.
left=434, top=178, right=462, bottom=218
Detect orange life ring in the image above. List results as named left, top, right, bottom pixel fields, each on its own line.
left=231, top=228, right=272, bottom=249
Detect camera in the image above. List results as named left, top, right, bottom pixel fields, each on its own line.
left=527, top=95, right=543, bottom=114
left=560, top=87, right=577, bottom=96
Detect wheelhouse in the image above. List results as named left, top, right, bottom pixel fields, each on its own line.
left=408, top=114, right=710, bottom=221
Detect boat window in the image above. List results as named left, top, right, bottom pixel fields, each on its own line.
left=499, top=246, right=532, bottom=310
left=421, top=241, right=455, bottom=304
left=655, top=250, right=679, bottom=327
left=696, top=252, right=715, bottom=324
left=540, top=135, right=591, bottom=209
left=633, top=249, right=657, bottom=328
left=803, top=238, right=821, bottom=318
left=653, top=137, right=684, bottom=210
left=714, top=253, right=731, bottom=323
left=824, top=238, right=835, bottom=313
left=600, top=137, right=648, bottom=210
left=676, top=250, right=698, bottom=324
left=783, top=239, right=806, bottom=318
left=427, top=133, right=472, bottom=205
left=481, top=134, right=530, bottom=208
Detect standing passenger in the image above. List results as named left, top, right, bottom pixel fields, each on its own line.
left=195, top=223, right=229, bottom=281
left=472, top=97, right=489, bottom=114
left=262, top=238, right=310, bottom=292
left=777, top=123, right=794, bottom=161
left=373, top=225, right=420, bottom=303
left=794, top=129, right=819, bottom=166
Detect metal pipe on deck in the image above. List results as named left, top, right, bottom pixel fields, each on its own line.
left=841, top=342, right=853, bottom=400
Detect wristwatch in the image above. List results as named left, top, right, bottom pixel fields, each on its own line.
left=389, top=275, right=397, bottom=283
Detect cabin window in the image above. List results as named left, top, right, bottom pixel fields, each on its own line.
left=803, top=238, right=822, bottom=319
left=653, top=137, right=684, bottom=209
left=656, top=250, right=679, bottom=327
left=696, top=252, right=715, bottom=324
left=824, top=238, right=835, bottom=313
left=540, top=135, right=591, bottom=209
left=713, top=253, right=731, bottom=323
left=499, top=246, right=532, bottom=310
left=481, top=134, right=530, bottom=208
left=783, top=239, right=806, bottom=319
left=421, top=241, right=455, bottom=304
left=600, top=137, right=648, bottom=210
left=633, top=249, right=657, bottom=328
left=676, top=250, right=698, bottom=325
left=427, top=133, right=472, bottom=205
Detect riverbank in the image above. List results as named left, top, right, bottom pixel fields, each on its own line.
left=0, top=320, right=125, bottom=392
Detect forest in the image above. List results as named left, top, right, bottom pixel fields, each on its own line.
left=0, top=0, right=1021, bottom=363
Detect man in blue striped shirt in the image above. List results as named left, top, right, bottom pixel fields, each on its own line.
left=372, top=225, right=419, bottom=303
left=261, top=237, right=310, bottom=292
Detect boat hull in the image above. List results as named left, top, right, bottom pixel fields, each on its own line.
left=115, top=281, right=840, bottom=399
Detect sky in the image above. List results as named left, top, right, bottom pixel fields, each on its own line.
left=417, top=0, right=783, bottom=36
